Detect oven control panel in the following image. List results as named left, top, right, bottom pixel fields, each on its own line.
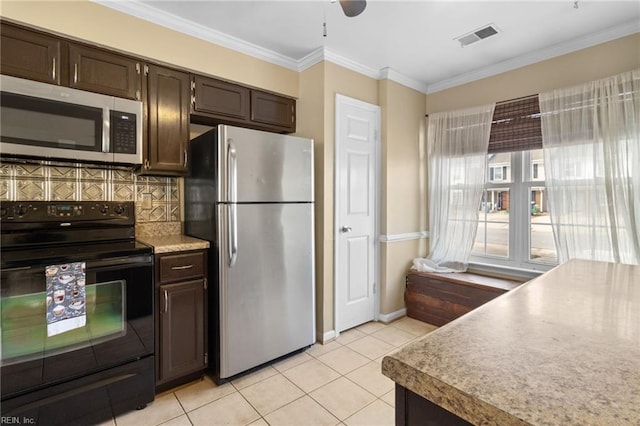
left=0, top=201, right=134, bottom=222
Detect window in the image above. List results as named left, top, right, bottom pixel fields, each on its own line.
left=471, top=96, right=557, bottom=272
left=489, top=164, right=509, bottom=182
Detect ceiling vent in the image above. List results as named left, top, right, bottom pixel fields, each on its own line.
left=455, top=24, right=500, bottom=47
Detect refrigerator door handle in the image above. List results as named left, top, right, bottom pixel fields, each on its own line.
left=228, top=139, right=238, bottom=204
left=229, top=203, right=238, bottom=267
left=228, top=140, right=238, bottom=267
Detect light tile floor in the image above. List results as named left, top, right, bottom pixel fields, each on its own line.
left=102, top=316, right=437, bottom=426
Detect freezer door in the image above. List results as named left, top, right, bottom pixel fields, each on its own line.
left=217, top=203, right=315, bottom=379
left=217, top=126, right=313, bottom=203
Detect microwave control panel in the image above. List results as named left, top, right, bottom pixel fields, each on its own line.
left=110, top=111, right=137, bottom=155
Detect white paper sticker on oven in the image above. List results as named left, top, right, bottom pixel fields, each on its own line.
left=46, top=262, right=87, bottom=336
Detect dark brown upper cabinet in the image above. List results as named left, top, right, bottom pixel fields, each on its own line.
left=0, top=22, right=64, bottom=85
left=144, top=64, right=190, bottom=175
left=192, top=75, right=250, bottom=121
left=69, top=44, right=141, bottom=100
left=251, top=90, right=296, bottom=133
left=191, top=74, right=296, bottom=134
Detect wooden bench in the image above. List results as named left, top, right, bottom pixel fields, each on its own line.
left=405, top=270, right=525, bottom=326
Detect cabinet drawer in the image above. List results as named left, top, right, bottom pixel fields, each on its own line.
left=158, top=251, right=205, bottom=283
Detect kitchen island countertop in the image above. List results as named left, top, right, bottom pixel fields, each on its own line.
left=382, top=259, right=640, bottom=425
left=136, top=234, right=209, bottom=254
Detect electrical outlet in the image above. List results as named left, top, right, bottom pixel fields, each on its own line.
left=141, top=193, right=152, bottom=209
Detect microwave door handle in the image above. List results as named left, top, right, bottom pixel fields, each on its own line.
left=102, top=107, right=110, bottom=153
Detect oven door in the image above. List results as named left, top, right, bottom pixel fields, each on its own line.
left=0, top=253, right=153, bottom=398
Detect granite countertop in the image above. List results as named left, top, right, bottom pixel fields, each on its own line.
left=136, top=234, right=209, bottom=254
left=382, top=259, right=640, bottom=425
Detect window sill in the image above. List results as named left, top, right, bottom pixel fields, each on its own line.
left=467, top=261, right=546, bottom=281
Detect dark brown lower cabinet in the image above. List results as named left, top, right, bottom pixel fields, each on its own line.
left=155, top=250, right=207, bottom=391
left=159, top=280, right=205, bottom=381
left=395, top=384, right=472, bottom=426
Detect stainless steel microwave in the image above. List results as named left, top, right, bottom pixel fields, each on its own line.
left=0, top=75, right=143, bottom=165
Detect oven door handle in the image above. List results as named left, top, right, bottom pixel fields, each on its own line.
left=1, top=266, right=33, bottom=272
left=88, top=255, right=153, bottom=269
left=1, top=255, right=152, bottom=273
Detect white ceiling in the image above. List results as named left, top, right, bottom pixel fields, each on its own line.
left=97, top=0, right=640, bottom=93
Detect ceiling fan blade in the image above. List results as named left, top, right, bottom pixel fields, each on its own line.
left=339, top=0, right=367, bottom=17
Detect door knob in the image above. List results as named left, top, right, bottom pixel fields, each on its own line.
left=341, top=226, right=352, bottom=233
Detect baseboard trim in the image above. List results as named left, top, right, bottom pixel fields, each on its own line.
left=378, top=308, right=407, bottom=324
left=319, top=330, right=336, bottom=344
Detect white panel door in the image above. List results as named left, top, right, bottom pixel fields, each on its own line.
left=335, top=94, right=379, bottom=332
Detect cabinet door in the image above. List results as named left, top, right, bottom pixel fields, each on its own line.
left=192, top=75, right=250, bottom=121
left=145, top=65, right=190, bottom=174
left=159, top=279, right=206, bottom=383
left=251, top=90, right=296, bottom=132
left=69, top=44, right=140, bottom=100
left=0, top=23, right=63, bottom=85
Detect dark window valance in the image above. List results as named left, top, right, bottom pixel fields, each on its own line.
left=488, top=95, right=542, bottom=153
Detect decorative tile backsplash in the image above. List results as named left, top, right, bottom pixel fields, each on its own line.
left=0, top=162, right=180, bottom=223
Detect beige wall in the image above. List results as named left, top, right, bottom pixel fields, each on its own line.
left=0, top=0, right=298, bottom=97
left=378, top=80, right=428, bottom=315
left=427, top=33, right=640, bottom=113
left=296, top=62, right=326, bottom=340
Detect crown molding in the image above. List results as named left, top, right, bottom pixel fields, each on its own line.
left=426, top=19, right=640, bottom=94
left=92, top=0, right=299, bottom=71
left=380, top=68, right=428, bottom=93
left=298, top=49, right=427, bottom=93
left=297, top=47, right=325, bottom=72
left=94, top=1, right=639, bottom=95
left=323, top=48, right=381, bottom=80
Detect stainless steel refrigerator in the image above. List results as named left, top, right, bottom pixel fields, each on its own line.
left=184, top=125, right=315, bottom=383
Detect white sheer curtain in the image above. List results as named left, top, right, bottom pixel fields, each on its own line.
left=539, top=69, right=640, bottom=265
left=414, top=104, right=495, bottom=273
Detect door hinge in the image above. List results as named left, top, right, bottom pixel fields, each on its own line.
left=144, top=159, right=150, bottom=170
left=136, top=63, right=140, bottom=74
left=203, top=278, right=207, bottom=290
left=204, top=352, right=208, bottom=365
left=135, top=89, right=141, bottom=101
left=144, top=64, right=149, bottom=76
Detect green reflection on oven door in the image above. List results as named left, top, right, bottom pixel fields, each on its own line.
left=0, top=281, right=125, bottom=366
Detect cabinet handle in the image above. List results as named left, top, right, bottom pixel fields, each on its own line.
left=74, top=63, right=78, bottom=84
left=52, top=57, right=56, bottom=81
left=171, top=264, right=193, bottom=270
left=184, top=149, right=188, bottom=169
left=164, top=289, right=168, bottom=313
